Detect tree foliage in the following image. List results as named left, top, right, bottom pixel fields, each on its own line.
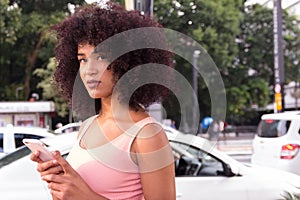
left=154, top=0, right=242, bottom=71
left=0, top=0, right=22, bottom=100
left=239, top=4, right=300, bottom=85
left=154, top=1, right=300, bottom=124
left=0, top=0, right=85, bottom=101
left=2, top=0, right=300, bottom=125
left=34, top=58, right=69, bottom=117
left=0, top=0, right=21, bottom=44
left=153, top=0, right=246, bottom=121
left=233, top=3, right=300, bottom=122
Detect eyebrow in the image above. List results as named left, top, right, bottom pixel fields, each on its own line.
left=77, top=53, right=85, bottom=56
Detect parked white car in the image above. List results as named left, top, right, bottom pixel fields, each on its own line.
left=54, top=122, right=82, bottom=134
left=1, top=127, right=300, bottom=200
left=251, top=111, right=300, bottom=175
left=0, top=125, right=55, bottom=158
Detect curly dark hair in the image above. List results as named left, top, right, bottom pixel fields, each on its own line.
left=52, top=2, right=174, bottom=120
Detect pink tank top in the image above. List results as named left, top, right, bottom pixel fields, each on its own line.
left=67, top=116, right=156, bottom=200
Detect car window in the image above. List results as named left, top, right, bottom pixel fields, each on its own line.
left=14, top=134, right=45, bottom=148
left=257, top=119, right=291, bottom=138
left=0, top=133, right=3, bottom=153
left=170, top=141, right=225, bottom=177
left=0, top=146, right=69, bottom=169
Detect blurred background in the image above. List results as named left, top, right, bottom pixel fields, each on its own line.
left=0, top=0, right=300, bottom=132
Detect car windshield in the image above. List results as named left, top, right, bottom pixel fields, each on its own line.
left=0, top=146, right=31, bottom=169
left=257, top=119, right=291, bottom=138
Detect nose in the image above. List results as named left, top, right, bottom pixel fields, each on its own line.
left=85, top=59, right=99, bottom=76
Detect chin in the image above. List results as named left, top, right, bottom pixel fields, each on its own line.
left=88, top=91, right=107, bottom=99
left=87, top=91, right=99, bottom=99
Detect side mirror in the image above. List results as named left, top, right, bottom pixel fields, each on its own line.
left=223, top=163, right=235, bottom=177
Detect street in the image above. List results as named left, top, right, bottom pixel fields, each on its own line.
left=200, top=132, right=255, bottom=164
left=217, top=132, right=254, bottom=163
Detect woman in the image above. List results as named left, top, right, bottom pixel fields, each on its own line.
left=30, top=2, right=176, bottom=200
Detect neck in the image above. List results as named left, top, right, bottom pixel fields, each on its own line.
left=99, top=97, right=112, bottom=117
left=99, top=97, right=146, bottom=121
left=99, top=97, right=130, bottom=118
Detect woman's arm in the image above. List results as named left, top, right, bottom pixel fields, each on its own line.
left=133, top=124, right=176, bottom=200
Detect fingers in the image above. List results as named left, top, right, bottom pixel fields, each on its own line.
left=30, top=151, right=43, bottom=163
left=51, top=151, right=72, bottom=175
left=39, top=163, right=63, bottom=176
left=49, top=188, right=62, bottom=200
left=43, top=176, right=65, bottom=200
left=32, top=151, right=63, bottom=176
left=36, top=159, right=58, bottom=173
left=42, top=173, right=63, bottom=183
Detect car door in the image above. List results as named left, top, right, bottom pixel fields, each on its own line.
left=175, top=175, right=248, bottom=200
left=171, top=141, right=248, bottom=200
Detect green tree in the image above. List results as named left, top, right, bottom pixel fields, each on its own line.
left=224, top=3, right=273, bottom=121
left=34, top=58, right=69, bottom=117
left=0, top=0, right=21, bottom=100
left=154, top=0, right=242, bottom=71
left=238, top=4, right=274, bottom=83
left=236, top=3, right=300, bottom=118
left=1, top=0, right=85, bottom=101
left=153, top=0, right=244, bottom=121
left=0, top=0, right=21, bottom=44
left=239, top=4, right=300, bottom=85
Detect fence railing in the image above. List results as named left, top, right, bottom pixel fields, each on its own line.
left=224, top=125, right=257, bottom=136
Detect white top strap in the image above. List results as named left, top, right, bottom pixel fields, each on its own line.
left=77, top=115, right=98, bottom=140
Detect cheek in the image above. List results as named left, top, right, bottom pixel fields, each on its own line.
left=103, top=71, right=115, bottom=86
left=79, top=67, right=85, bottom=81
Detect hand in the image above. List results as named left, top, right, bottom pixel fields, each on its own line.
left=30, top=150, right=63, bottom=177
left=41, top=151, right=103, bottom=200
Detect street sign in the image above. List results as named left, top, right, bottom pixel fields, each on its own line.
left=274, top=83, right=281, bottom=93
left=275, top=92, right=282, bottom=112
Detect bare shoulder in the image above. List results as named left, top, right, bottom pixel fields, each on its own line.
left=133, top=121, right=174, bottom=174
left=134, top=122, right=169, bottom=153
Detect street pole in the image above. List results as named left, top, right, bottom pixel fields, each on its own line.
left=125, top=0, right=153, bottom=18
left=193, top=50, right=200, bottom=133
left=273, top=0, right=285, bottom=113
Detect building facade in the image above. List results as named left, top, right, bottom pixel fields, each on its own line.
left=0, top=101, right=55, bottom=128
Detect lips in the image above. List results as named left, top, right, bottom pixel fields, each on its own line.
left=86, top=80, right=101, bottom=89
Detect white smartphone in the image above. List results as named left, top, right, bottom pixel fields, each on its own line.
left=23, top=138, right=53, bottom=162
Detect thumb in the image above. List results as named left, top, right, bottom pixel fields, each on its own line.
left=51, top=150, right=72, bottom=174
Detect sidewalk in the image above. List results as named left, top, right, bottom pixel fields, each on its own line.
left=198, top=132, right=255, bottom=141
left=198, top=132, right=255, bottom=155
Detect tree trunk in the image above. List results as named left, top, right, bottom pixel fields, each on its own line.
left=24, top=34, right=43, bottom=99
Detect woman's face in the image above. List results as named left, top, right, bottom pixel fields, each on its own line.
left=78, top=44, right=114, bottom=99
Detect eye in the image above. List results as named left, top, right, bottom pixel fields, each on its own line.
left=97, top=55, right=107, bottom=61
left=78, top=58, right=88, bottom=63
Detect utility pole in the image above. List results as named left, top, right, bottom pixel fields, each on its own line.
left=125, top=0, right=153, bottom=17
left=193, top=50, right=200, bottom=134
left=273, top=0, right=285, bottom=112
